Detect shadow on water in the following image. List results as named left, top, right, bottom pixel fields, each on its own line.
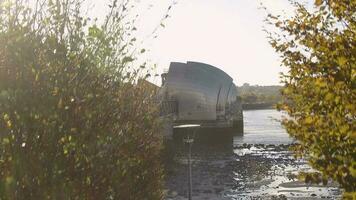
left=165, top=128, right=239, bottom=199
left=172, top=128, right=237, bottom=153
left=167, top=128, right=276, bottom=199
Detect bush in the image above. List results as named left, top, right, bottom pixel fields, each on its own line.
left=0, top=0, right=163, bottom=199
left=266, top=0, right=355, bottom=197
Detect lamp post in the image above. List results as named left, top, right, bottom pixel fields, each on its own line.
left=173, top=124, right=200, bottom=200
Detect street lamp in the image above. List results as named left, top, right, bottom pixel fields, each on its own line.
left=173, top=124, right=200, bottom=200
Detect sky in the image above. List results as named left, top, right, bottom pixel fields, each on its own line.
left=88, top=0, right=300, bottom=86
left=147, top=0, right=295, bottom=86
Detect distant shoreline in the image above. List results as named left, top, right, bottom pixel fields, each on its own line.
left=242, top=103, right=276, bottom=110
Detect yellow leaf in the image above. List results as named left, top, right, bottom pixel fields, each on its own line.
left=35, top=73, right=39, bottom=81
left=315, top=0, right=323, bottom=6
left=305, top=116, right=313, bottom=124
left=337, top=57, right=347, bottom=66
left=5, top=176, right=14, bottom=185
left=6, top=120, right=12, bottom=128
left=52, top=87, right=59, bottom=96
left=3, top=114, right=9, bottom=120
left=3, top=138, right=10, bottom=144
left=325, top=93, right=333, bottom=101
left=58, top=98, right=63, bottom=109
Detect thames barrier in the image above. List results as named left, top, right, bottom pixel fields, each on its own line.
left=159, top=61, right=243, bottom=133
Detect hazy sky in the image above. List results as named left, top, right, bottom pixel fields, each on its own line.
left=89, top=0, right=299, bottom=86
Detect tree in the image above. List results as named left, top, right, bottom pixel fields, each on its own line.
left=0, top=0, right=169, bottom=199
left=266, top=0, right=355, bottom=197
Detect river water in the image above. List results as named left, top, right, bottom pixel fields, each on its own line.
left=165, top=109, right=341, bottom=200
left=234, top=109, right=291, bottom=145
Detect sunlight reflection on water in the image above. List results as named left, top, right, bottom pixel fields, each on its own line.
left=234, top=109, right=293, bottom=145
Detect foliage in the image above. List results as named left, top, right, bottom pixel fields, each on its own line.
left=266, top=0, right=355, bottom=196
left=238, top=83, right=282, bottom=106
left=0, top=0, right=165, bottom=199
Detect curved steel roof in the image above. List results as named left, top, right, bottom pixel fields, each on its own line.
left=186, top=61, right=233, bottom=81
left=163, top=61, right=238, bottom=121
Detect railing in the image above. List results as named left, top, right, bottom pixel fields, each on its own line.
left=160, top=100, right=178, bottom=116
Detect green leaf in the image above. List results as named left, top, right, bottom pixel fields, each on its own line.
left=122, top=56, right=134, bottom=63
